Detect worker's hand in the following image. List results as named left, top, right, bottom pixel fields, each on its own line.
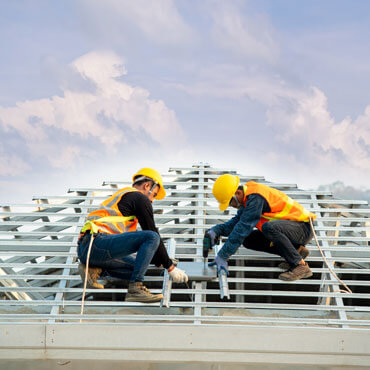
left=208, top=255, right=229, bottom=275
left=168, top=266, right=188, bottom=283
left=203, top=229, right=218, bottom=250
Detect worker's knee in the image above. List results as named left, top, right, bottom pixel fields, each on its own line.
left=261, top=222, right=278, bottom=239
left=144, top=231, right=160, bottom=249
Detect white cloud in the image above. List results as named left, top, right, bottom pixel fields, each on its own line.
left=266, top=87, right=370, bottom=172
left=209, top=1, right=278, bottom=62
left=166, top=63, right=302, bottom=106
left=120, top=0, right=194, bottom=44
left=79, top=0, right=194, bottom=45
left=0, top=50, right=185, bottom=172
left=72, top=51, right=128, bottom=85
left=169, top=62, right=370, bottom=186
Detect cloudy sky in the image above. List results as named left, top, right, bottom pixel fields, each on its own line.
left=0, top=0, right=369, bottom=203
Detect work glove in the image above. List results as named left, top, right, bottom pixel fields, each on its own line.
left=203, top=229, right=219, bottom=251
left=208, top=255, right=229, bottom=276
left=168, top=266, right=188, bottom=283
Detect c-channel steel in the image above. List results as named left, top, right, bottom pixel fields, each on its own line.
left=310, top=194, right=349, bottom=327
left=0, top=205, right=44, bottom=301
left=0, top=164, right=369, bottom=329
left=193, top=165, right=207, bottom=324
left=48, top=190, right=90, bottom=322
left=2, top=203, right=370, bottom=216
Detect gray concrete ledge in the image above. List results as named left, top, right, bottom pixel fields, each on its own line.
left=1, top=323, right=370, bottom=368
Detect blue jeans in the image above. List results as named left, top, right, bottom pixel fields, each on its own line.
left=77, top=231, right=160, bottom=282
left=243, top=220, right=313, bottom=268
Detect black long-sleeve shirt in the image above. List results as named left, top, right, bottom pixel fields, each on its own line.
left=117, top=191, right=172, bottom=269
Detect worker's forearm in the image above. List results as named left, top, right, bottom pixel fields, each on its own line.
left=211, top=211, right=241, bottom=237
left=217, top=222, right=253, bottom=260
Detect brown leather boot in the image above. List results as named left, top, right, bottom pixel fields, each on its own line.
left=125, top=282, right=163, bottom=303
left=278, top=245, right=310, bottom=270
left=279, top=262, right=313, bottom=281
left=78, top=263, right=104, bottom=289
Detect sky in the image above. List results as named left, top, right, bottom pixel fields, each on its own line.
left=0, top=0, right=369, bottom=204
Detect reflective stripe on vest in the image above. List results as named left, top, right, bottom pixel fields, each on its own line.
left=82, top=187, right=139, bottom=234
left=243, top=181, right=317, bottom=231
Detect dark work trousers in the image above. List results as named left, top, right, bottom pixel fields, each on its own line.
left=77, top=231, right=160, bottom=282
left=242, top=220, right=313, bottom=267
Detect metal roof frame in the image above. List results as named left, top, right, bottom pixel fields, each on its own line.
left=0, top=163, right=370, bottom=368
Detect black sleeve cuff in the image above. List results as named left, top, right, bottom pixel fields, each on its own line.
left=150, top=239, right=172, bottom=269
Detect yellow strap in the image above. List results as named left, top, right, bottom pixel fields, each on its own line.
left=81, top=220, right=99, bottom=234
left=81, top=216, right=135, bottom=234
left=263, top=214, right=310, bottom=222
left=262, top=215, right=279, bottom=221
left=95, top=216, right=135, bottom=223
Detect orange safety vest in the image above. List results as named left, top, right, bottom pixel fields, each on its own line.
left=81, top=187, right=139, bottom=234
left=243, top=181, right=317, bottom=231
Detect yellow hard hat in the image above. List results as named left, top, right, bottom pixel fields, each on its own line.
left=132, top=168, right=166, bottom=200
left=212, top=174, right=240, bottom=211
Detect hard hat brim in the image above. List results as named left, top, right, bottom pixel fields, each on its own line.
left=156, top=186, right=166, bottom=200
left=132, top=167, right=166, bottom=200
left=219, top=202, right=229, bottom=211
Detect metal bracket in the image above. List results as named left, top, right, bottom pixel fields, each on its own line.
left=161, top=238, right=176, bottom=308
left=214, top=245, right=230, bottom=300
left=218, top=269, right=230, bottom=300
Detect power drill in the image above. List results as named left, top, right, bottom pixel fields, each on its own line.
left=203, top=230, right=220, bottom=261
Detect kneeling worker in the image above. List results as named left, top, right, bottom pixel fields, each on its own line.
left=77, top=167, right=188, bottom=303
left=205, top=174, right=316, bottom=281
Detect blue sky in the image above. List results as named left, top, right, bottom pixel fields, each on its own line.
left=0, top=0, right=369, bottom=203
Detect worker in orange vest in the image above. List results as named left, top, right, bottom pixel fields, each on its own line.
left=77, top=168, right=188, bottom=303
left=204, top=174, right=316, bottom=281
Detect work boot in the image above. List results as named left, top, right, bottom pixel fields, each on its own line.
left=279, top=262, right=313, bottom=281
left=78, top=263, right=104, bottom=289
left=125, top=282, right=163, bottom=303
left=278, top=245, right=310, bottom=270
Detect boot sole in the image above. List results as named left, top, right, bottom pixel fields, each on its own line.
left=125, top=295, right=163, bottom=303
left=279, top=271, right=313, bottom=281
